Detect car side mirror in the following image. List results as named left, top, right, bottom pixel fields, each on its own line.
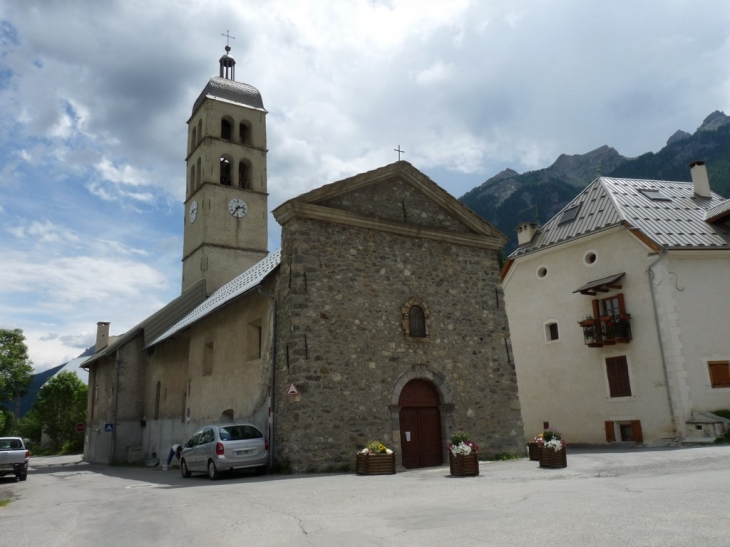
left=184, top=441, right=192, bottom=448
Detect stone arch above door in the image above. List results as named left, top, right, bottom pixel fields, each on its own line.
left=389, top=365, right=453, bottom=407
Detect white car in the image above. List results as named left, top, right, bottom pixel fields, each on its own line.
left=180, top=424, right=269, bottom=480
left=0, top=437, right=29, bottom=481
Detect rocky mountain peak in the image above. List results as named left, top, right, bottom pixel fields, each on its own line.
left=697, top=110, right=730, bottom=132
left=667, top=130, right=691, bottom=146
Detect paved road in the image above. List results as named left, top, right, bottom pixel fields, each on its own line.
left=2, top=446, right=730, bottom=547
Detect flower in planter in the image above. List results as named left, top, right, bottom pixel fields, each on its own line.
left=359, top=440, right=393, bottom=455
left=534, top=428, right=566, bottom=451
left=448, top=431, right=480, bottom=457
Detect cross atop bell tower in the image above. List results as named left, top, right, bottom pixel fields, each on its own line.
left=219, top=30, right=236, bottom=80
left=182, top=44, right=269, bottom=295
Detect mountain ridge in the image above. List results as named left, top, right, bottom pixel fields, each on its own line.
left=459, top=111, right=730, bottom=252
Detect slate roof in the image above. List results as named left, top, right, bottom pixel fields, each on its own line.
left=192, top=77, right=266, bottom=115
left=147, top=250, right=281, bottom=348
left=510, top=177, right=730, bottom=257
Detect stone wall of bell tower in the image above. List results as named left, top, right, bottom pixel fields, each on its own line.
left=182, top=46, right=269, bottom=295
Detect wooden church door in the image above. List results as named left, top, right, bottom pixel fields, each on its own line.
left=398, top=379, right=443, bottom=469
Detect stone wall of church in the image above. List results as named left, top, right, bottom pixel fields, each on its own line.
left=320, top=178, right=472, bottom=234
left=274, top=217, right=524, bottom=472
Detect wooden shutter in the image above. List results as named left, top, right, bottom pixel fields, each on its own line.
left=616, top=293, right=626, bottom=315
left=606, top=356, right=632, bottom=397
left=605, top=421, right=615, bottom=442
left=630, top=420, right=643, bottom=443
left=708, top=361, right=730, bottom=388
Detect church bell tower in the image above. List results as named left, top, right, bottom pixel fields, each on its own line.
left=182, top=44, right=269, bottom=294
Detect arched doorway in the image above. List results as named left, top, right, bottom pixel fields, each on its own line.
left=398, top=379, right=443, bottom=468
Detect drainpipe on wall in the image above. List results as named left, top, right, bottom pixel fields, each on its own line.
left=110, top=349, right=121, bottom=463
left=646, top=248, right=678, bottom=436
left=256, top=286, right=277, bottom=469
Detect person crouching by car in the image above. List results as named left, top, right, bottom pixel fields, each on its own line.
left=163, top=444, right=182, bottom=470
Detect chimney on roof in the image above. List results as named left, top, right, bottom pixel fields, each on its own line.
left=689, top=160, right=711, bottom=199
left=516, top=222, right=538, bottom=246
left=96, top=322, right=110, bottom=352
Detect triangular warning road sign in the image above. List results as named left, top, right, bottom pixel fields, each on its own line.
left=286, top=382, right=300, bottom=396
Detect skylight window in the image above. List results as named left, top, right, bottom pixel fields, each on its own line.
left=639, top=189, right=672, bottom=201
left=557, top=205, right=581, bottom=225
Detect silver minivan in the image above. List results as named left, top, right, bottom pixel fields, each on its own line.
left=180, top=423, right=268, bottom=480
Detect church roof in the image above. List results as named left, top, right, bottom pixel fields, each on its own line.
left=192, top=77, right=266, bottom=115
left=273, top=161, right=508, bottom=247
left=510, top=176, right=730, bottom=258
left=147, top=250, right=281, bottom=348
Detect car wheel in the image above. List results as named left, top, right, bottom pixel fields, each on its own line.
left=254, top=465, right=267, bottom=476
left=180, top=459, right=191, bottom=478
left=207, top=460, right=220, bottom=480
left=18, top=473, right=27, bottom=481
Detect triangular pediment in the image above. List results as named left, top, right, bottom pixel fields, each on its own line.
left=273, top=162, right=507, bottom=249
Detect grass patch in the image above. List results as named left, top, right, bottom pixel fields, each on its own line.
left=0, top=499, right=12, bottom=509
left=482, top=452, right=525, bottom=461
left=711, top=409, right=730, bottom=420
left=269, top=457, right=292, bottom=475
left=711, top=410, right=730, bottom=444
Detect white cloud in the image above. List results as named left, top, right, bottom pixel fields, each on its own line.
left=95, top=157, right=149, bottom=186
left=1, top=0, right=729, bottom=371
left=414, top=61, right=453, bottom=85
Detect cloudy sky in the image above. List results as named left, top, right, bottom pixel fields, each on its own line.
left=1, top=0, right=728, bottom=373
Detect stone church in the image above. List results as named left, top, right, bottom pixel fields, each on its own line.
left=82, top=46, right=524, bottom=472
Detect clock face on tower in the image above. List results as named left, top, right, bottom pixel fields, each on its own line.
left=188, top=200, right=198, bottom=223
left=228, top=198, right=248, bottom=218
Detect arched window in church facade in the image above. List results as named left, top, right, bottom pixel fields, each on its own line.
left=197, top=119, right=202, bottom=143
left=196, top=157, right=201, bottom=189
left=239, top=161, right=249, bottom=189
left=191, top=127, right=197, bottom=152
left=401, top=297, right=430, bottom=340
left=409, top=306, right=426, bottom=338
left=221, top=118, right=232, bottom=140
left=239, top=123, right=248, bottom=144
left=154, top=381, right=161, bottom=420
left=220, top=156, right=232, bottom=186
left=190, top=165, right=196, bottom=195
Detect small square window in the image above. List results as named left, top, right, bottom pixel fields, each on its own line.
left=557, top=205, right=581, bottom=225
left=639, top=189, right=672, bottom=201
left=708, top=361, right=730, bottom=388
left=545, top=322, right=559, bottom=341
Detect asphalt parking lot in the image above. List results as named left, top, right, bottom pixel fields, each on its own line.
left=2, top=446, right=730, bottom=547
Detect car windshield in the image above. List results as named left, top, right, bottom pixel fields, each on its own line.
left=219, top=425, right=263, bottom=441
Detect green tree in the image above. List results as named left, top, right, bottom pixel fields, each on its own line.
left=33, top=371, right=87, bottom=452
left=17, top=408, right=43, bottom=445
left=0, top=408, right=15, bottom=436
left=0, top=329, right=34, bottom=433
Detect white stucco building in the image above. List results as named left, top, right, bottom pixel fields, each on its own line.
left=502, top=161, right=730, bottom=445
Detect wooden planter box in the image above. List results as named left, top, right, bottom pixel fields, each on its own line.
left=356, top=453, right=396, bottom=475
left=527, top=442, right=540, bottom=461
left=448, top=451, right=480, bottom=476
left=539, top=446, right=567, bottom=468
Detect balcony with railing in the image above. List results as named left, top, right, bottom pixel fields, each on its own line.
left=579, top=314, right=632, bottom=348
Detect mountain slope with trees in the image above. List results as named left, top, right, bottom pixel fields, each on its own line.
left=460, top=111, right=730, bottom=252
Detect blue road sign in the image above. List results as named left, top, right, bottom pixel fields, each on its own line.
left=104, top=423, right=114, bottom=432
